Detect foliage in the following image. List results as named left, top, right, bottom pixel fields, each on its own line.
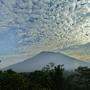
left=0, top=65, right=90, bottom=90
left=0, top=69, right=29, bottom=90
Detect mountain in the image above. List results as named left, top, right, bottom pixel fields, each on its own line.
left=58, top=43, right=90, bottom=62
left=3, top=52, right=90, bottom=72
left=0, top=0, right=89, bottom=70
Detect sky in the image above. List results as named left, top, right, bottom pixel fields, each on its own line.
left=0, top=29, right=18, bottom=54
left=0, top=0, right=90, bottom=68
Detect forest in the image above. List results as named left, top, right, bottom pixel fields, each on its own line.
left=0, top=64, right=90, bottom=90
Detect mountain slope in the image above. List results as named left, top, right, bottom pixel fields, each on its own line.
left=3, top=52, right=90, bottom=72
left=59, top=43, right=90, bottom=61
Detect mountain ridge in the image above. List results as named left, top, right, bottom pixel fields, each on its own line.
left=55, top=43, right=90, bottom=61
left=2, top=52, right=90, bottom=72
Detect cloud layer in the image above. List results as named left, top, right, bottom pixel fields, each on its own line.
left=0, top=0, right=90, bottom=51
left=0, top=0, right=90, bottom=68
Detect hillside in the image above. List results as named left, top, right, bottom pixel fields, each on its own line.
left=59, top=43, right=90, bottom=61
left=3, top=52, right=90, bottom=72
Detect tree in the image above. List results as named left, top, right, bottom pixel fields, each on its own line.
left=66, top=67, right=90, bottom=90
left=0, top=70, right=29, bottom=90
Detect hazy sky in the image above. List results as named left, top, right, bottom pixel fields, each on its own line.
left=0, top=0, right=90, bottom=68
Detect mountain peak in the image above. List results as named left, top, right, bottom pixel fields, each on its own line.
left=3, top=52, right=90, bottom=72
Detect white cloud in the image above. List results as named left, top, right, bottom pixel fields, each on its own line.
left=0, top=0, right=90, bottom=68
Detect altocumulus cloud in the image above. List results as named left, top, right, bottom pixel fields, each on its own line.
left=0, top=0, right=90, bottom=54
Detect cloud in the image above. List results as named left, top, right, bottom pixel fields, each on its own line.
left=15, top=0, right=90, bottom=50
left=0, top=0, right=89, bottom=60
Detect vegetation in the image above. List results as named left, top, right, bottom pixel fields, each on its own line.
left=0, top=64, right=90, bottom=90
